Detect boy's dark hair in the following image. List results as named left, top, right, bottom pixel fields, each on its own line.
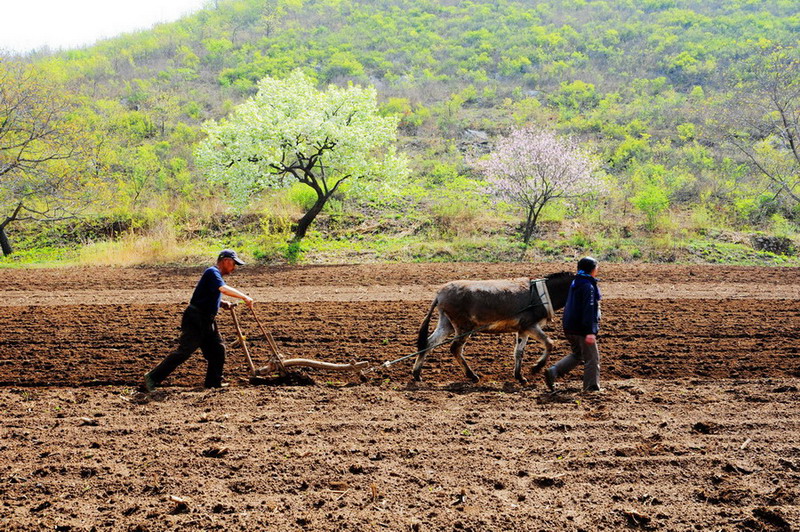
left=577, top=256, right=598, bottom=274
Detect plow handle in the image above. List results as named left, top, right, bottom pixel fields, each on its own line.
left=250, top=306, right=288, bottom=376
left=229, top=306, right=257, bottom=376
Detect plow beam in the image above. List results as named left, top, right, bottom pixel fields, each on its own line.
left=255, top=359, right=368, bottom=376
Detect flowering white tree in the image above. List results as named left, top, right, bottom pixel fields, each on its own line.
left=480, top=127, right=599, bottom=244
left=196, top=70, right=408, bottom=241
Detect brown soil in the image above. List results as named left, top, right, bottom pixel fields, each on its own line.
left=1, top=263, right=799, bottom=530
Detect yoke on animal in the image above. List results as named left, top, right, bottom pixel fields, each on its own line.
left=413, top=272, right=574, bottom=384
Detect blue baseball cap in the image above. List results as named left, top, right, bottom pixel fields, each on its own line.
left=218, top=249, right=245, bottom=265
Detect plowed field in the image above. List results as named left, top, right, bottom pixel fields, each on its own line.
left=1, top=263, right=799, bottom=530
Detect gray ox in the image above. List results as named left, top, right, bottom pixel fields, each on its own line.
left=414, top=272, right=574, bottom=384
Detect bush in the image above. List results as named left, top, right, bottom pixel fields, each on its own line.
left=430, top=200, right=484, bottom=237
left=285, top=183, right=319, bottom=211
left=632, top=184, right=670, bottom=230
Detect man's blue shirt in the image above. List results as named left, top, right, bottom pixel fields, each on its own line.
left=189, top=266, right=225, bottom=317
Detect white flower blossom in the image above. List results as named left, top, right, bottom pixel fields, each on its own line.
left=479, top=127, right=600, bottom=243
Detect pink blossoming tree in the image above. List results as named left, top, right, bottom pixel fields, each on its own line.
left=480, top=127, right=599, bottom=244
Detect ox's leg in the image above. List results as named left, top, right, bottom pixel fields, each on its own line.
left=412, top=310, right=454, bottom=381
left=528, top=323, right=554, bottom=375
left=450, top=331, right=479, bottom=383
left=514, top=332, right=529, bottom=385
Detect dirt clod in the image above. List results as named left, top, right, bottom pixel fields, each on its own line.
left=691, top=421, right=718, bottom=434
left=751, top=507, right=792, bottom=531
left=200, top=447, right=229, bottom=458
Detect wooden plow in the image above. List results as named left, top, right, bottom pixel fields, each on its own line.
left=228, top=305, right=368, bottom=379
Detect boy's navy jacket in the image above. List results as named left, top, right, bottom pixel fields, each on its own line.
left=562, top=273, right=601, bottom=335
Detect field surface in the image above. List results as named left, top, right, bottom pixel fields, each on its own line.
left=1, top=263, right=799, bottom=530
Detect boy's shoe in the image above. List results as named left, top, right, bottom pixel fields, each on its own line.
left=544, top=367, right=556, bottom=392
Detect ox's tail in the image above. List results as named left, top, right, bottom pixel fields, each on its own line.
left=416, top=296, right=439, bottom=353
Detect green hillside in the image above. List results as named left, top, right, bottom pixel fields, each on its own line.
left=1, top=0, right=799, bottom=266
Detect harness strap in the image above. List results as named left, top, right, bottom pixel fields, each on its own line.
left=531, top=278, right=555, bottom=324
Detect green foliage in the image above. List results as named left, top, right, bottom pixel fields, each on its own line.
left=0, top=60, right=93, bottom=255
left=285, top=239, right=304, bottom=264
left=608, top=135, right=652, bottom=170
left=770, top=214, right=794, bottom=239
left=323, top=51, right=366, bottom=81
left=285, top=183, right=319, bottom=211
left=550, top=80, right=600, bottom=117
left=506, top=97, right=545, bottom=125
left=380, top=97, right=430, bottom=131
left=5, top=0, right=800, bottom=266
left=631, top=165, right=671, bottom=230
left=676, top=122, right=695, bottom=142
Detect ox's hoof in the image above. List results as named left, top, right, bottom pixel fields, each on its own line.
left=467, top=373, right=480, bottom=383
left=412, top=372, right=422, bottom=382
left=516, top=375, right=529, bottom=386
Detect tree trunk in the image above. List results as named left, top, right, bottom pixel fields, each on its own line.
left=0, top=224, right=12, bottom=256
left=522, top=207, right=537, bottom=246
left=292, top=193, right=329, bottom=242
left=0, top=203, right=23, bottom=256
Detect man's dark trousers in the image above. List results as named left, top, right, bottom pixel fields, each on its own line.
left=148, top=306, right=226, bottom=388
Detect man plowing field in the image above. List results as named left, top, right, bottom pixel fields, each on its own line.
left=141, top=249, right=254, bottom=392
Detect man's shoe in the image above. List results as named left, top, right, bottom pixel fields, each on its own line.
left=140, top=373, right=156, bottom=393
left=583, top=386, right=604, bottom=394
left=544, top=367, right=556, bottom=392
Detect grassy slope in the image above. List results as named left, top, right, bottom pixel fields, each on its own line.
left=3, top=0, right=799, bottom=267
